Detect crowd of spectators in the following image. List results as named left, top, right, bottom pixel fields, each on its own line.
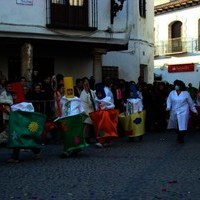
left=1, top=71, right=200, bottom=135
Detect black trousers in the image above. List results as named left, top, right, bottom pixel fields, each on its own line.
left=176, top=130, right=187, bottom=143
left=11, top=148, right=41, bottom=160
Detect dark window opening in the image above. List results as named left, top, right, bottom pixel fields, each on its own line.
left=102, top=66, right=119, bottom=81
left=139, top=0, right=146, bottom=18
left=171, top=21, right=182, bottom=52
left=47, top=0, right=97, bottom=30
left=8, top=57, right=21, bottom=81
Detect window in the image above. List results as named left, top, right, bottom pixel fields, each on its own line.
left=51, top=0, right=84, bottom=6
left=47, top=0, right=97, bottom=30
left=169, top=21, right=182, bottom=52
left=171, top=21, right=182, bottom=39
left=139, top=0, right=146, bottom=18
left=198, top=19, right=200, bottom=51
left=52, top=0, right=65, bottom=4
left=102, top=66, right=119, bottom=80
left=69, top=0, right=84, bottom=6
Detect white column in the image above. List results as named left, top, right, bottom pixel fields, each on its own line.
left=93, top=48, right=107, bottom=83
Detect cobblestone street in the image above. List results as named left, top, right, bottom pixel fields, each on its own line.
left=1, top=130, right=200, bottom=200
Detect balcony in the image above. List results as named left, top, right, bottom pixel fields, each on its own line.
left=46, top=0, right=98, bottom=31
left=154, top=37, right=199, bottom=56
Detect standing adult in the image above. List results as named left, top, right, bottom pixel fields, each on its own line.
left=166, top=80, right=198, bottom=143
left=74, top=78, right=83, bottom=98
left=80, top=78, right=96, bottom=143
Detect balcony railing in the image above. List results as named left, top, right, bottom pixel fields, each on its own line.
left=154, top=38, right=199, bottom=56
left=46, top=0, right=98, bottom=30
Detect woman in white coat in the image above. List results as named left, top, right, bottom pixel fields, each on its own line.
left=166, top=80, right=198, bottom=143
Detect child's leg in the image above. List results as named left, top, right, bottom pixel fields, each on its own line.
left=7, top=148, right=20, bottom=163
left=31, top=148, right=41, bottom=159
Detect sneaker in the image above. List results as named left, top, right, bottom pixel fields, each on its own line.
left=60, top=152, right=72, bottom=158
left=103, top=142, right=112, bottom=147
left=95, top=142, right=103, bottom=148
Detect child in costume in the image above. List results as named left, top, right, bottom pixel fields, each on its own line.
left=125, top=83, right=143, bottom=115
left=89, top=83, right=119, bottom=147
left=118, top=83, right=145, bottom=142
left=55, top=77, right=88, bottom=158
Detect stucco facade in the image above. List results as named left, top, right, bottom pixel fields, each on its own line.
left=0, top=0, right=154, bottom=84
left=103, top=0, right=154, bottom=83
left=154, top=0, right=200, bottom=88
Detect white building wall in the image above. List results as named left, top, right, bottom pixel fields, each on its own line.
left=154, top=5, right=200, bottom=88
left=154, top=6, right=200, bottom=41
left=0, top=0, right=154, bottom=84
left=0, top=0, right=46, bottom=26
left=54, top=55, right=93, bottom=81
left=103, top=0, right=154, bottom=83
left=154, top=0, right=170, bottom=6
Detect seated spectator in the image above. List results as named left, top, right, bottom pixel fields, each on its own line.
left=74, top=78, right=83, bottom=97
left=42, top=76, right=54, bottom=100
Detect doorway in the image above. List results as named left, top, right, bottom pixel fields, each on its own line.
left=8, top=57, right=54, bottom=82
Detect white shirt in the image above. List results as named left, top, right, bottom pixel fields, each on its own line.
left=104, top=86, right=114, bottom=104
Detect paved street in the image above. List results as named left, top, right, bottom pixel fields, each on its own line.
left=1, top=130, right=200, bottom=200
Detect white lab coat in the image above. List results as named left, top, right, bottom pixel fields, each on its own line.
left=166, top=90, right=197, bottom=131
left=80, top=89, right=96, bottom=124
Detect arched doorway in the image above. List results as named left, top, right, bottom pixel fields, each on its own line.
left=169, top=21, right=182, bottom=53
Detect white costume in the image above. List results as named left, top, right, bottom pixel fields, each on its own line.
left=166, top=90, right=197, bottom=131
left=11, top=102, right=34, bottom=112
left=59, top=96, right=84, bottom=118
left=126, top=98, right=143, bottom=115
left=95, top=96, right=115, bottom=110
left=104, top=86, right=114, bottom=104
